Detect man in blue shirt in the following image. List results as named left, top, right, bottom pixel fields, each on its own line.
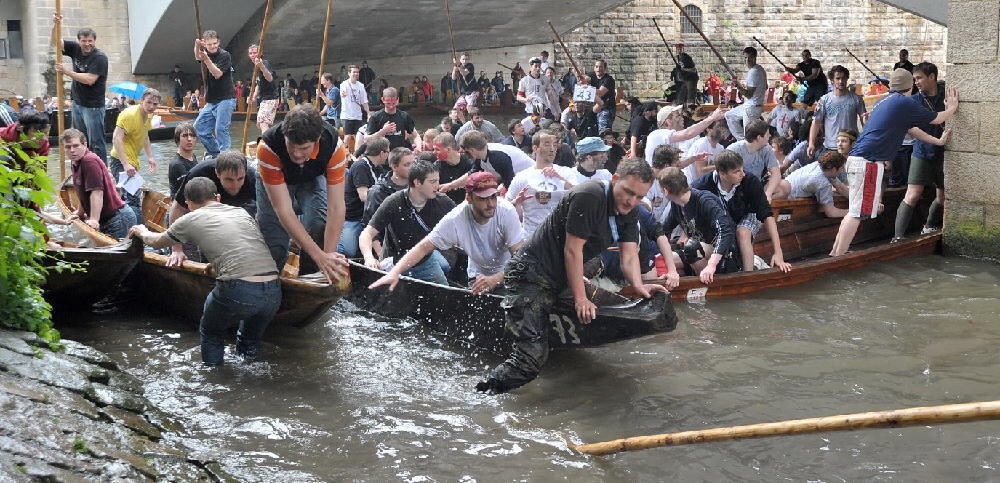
left=317, top=73, right=341, bottom=129
left=830, top=68, right=957, bottom=257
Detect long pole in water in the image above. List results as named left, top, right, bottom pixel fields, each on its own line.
left=545, top=20, right=583, bottom=80
left=845, top=47, right=881, bottom=81
left=651, top=18, right=680, bottom=68
left=192, top=0, right=207, bottom=102
left=751, top=36, right=791, bottom=71
left=52, top=0, right=66, bottom=179
left=241, top=0, right=273, bottom=152
left=569, top=400, right=1000, bottom=456
left=668, top=0, right=737, bottom=81
left=313, top=0, right=334, bottom=109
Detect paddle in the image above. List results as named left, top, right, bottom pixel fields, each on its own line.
left=444, top=0, right=460, bottom=74
left=313, top=0, right=334, bottom=109
left=52, top=0, right=66, bottom=179
left=669, top=0, right=737, bottom=82
left=545, top=20, right=584, bottom=83
left=192, top=0, right=208, bottom=106
left=751, top=36, right=791, bottom=71
left=569, top=400, right=1000, bottom=456
left=651, top=18, right=681, bottom=69
left=845, top=47, right=882, bottom=82
left=240, top=0, right=274, bottom=153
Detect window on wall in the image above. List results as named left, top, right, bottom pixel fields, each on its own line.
left=6, top=21, right=22, bottom=59
left=680, top=4, right=702, bottom=34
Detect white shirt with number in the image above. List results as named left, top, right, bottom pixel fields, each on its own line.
left=505, top=165, right=576, bottom=238
left=517, top=74, right=549, bottom=114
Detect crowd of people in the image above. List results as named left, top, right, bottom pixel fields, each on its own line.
left=7, top=13, right=954, bottom=394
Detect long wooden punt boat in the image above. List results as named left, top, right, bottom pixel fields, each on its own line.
left=347, top=261, right=678, bottom=354
left=57, top=182, right=348, bottom=328
left=43, top=238, right=143, bottom=309
left=627, top=187, right=939, bottom=301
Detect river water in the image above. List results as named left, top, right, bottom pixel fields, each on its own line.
left=49, top=122, right=1000, bottom=481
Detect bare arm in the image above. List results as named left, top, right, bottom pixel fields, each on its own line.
left=87, top=190, right=104, bottom=228
left=167, top=201, right=190, bottom=266
left=907, top=127, right=951, bottom=146
left=764, top=217, right=791, bottom=272
left=324, top=182, right=346, bottom=253
left=619, top=241, right=646, bottom=290
left=670, top=109, right=726, bottom=144
left=144, top=136, right=156, bottom=172
left=564, top=233, right=595, bottom=323
left=359, top=225, right=381, bottom=268
left=764, top=166, right=781, bottom=200
left=130, top=228, right=174, bottom=249
left=654, top=234, right=679, bottom=288
left=263, top=182, right=345, bottom=280
left=368, top=238, right=436, bottom=290
left=112, top=126, right=135, bottom=176
left=630, top=136, right=639, bottom=156
left=356, top=186, right=370, bottom=203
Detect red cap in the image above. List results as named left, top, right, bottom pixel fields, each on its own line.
left=675, top=43, right=685, bottom=48
left=465, top=171, right=499, bottom=197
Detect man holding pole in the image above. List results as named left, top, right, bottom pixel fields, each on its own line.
left=588, top=59, right=617, bottom=132
left=53, top=14, right=109, bottom=162
left=249, top=44, right=279, bottom=133
left=193, top=30, right=237, bottom=158
left=675, top=44, right=699, bottom=106
left=784, top=50, right=827, bottom=106
left=724, top=47, right=766, bottom=142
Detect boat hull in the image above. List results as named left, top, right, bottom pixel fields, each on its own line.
left=43, top=239, right=143, bottom=309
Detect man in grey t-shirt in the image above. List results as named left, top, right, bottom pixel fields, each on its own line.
left=129, top=177, right=281, bottom=366
left=725, top=46, right=767, bottom=141
left=727, top=120, right=781, bottom=200
left=808, top=65, right=866, bottom=158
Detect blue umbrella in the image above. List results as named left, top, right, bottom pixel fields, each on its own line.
left=108, top=81, right=150, bottom=100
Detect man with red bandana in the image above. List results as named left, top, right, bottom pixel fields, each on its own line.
left=366, top=87, right=418, bottom=150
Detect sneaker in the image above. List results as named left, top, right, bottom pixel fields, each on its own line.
left=889, top=237, right=904, bottom=244
left=920, top=226, right=940, bottom=235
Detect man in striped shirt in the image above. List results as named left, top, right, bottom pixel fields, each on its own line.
left=255, top=104, right=349, bottom=281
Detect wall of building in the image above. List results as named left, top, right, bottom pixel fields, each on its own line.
left=560, top=0, right=948, bottom=98
left=943, top=0, right=1000, bottom=260
left=0, top=1, right=27, bottom=97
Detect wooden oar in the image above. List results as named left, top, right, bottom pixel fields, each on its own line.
left=751, top=36, right=791, bottom=71
left=569, top=400, right=1000, bottom=456
left=545, top=20, right=584, bottom=81
left=192, top=0, right=207, bottom=100
left=669, top=0, right=737, bottom=81
left=497, top=62, right=515, bottom=72
left=313, top=0, right=334, bottom=109
left=845, top=47, right=881, bottom=81
left=444, top=0, right=459, bottom=71
left=240, top=0, right=273, bottom=151
left=52, top=0, right=66, bottom=178
left=651, top=18, right=681, bottom=69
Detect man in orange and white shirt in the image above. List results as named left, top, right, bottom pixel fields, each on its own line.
left=256, top=104, right=349, bottom=281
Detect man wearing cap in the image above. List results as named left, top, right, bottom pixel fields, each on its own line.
left=725, top=47, right=767, bottom=141
left=360, top=160, right=456, bottom=284
left=505, top=130, right=577, bottom=238
left=674, top=43, right=699, bottom=106
left=645, top=104, right=726, bottom=163
left=478, top=158, right=666, bottom=394
left=516, top=57, right=550, bottom=115
left=830, top=69, right=958, bottom=257
left=570, top=137, right=613, bottom=185
left=369, top=171, right=525, bottom=295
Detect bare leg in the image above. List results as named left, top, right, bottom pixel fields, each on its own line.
left=772, top=180, right=791, bottom=200
left=736, top=226, right=755, bottom=271
left=830, top=216, right=861, bottom=256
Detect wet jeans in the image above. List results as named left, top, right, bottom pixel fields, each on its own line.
left=100, top=205, right=137, bottom=240
left=337, top=220, right=363, bottom=257
left=200, top=278, right=281, bottom=365
left=597, top=109, right=614, bottom=132
left=72, top=104, right=107, bottom=162
left=402, top=250, right=450, bottom=286
left=108, top=156, right=144, bottom=227
left=255, top=175, right=328, bottom=271
left=195, top=98, right=237, bottom=156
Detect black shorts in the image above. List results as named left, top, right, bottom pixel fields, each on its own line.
left=802, top=85, right=827, bottom=106
left=343, top=119, right=364, bottom=135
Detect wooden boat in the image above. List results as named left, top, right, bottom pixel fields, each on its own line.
left=47, top=109, right=175, bottom=144
left=57, top=182, right=349, bottom=328
left=347, top=261, right=678, bottom=354
left=625, top=187, right=939, bottom=301
left=166, top=109, right=287, bottom=123
left=42, top=239, right=143, bottom=309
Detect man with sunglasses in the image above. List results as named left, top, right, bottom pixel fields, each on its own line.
left=367, top=87, right=418, bottom=150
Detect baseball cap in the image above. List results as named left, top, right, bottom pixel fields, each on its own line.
left=577, top=137, right=612, bottom=155
left=657, top=104, right=684, bottom=125
left=675, top=43, right=685, bottom=48
left=529, top=57, right=542, bottom=65
left=889, top=68, right=913, bottom=92
left=466, top=171, right=499, bottom=197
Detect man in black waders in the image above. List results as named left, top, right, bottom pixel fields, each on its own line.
left=477, top=158, right=667, bottom=394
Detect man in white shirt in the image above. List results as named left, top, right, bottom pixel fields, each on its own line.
left=488, top=142, right=534, bottom=174
left=369, top=172, right=525, bottom=295
left=505, top=130, right=576, bottom=238
left=725, top=47, right=767, bottom=141
left=339, top=64, right=370, bottom=153
left=570, top=137, right=613, bottom=185
left=684, top=121, right=728, bottom=184
left=516, top=57, right=550, bottom=115
left=644, top=104, right=725, bottom=164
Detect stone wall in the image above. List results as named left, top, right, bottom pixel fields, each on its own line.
left=560, top=0, right=948, bottom=98
left=942, top=0, right=1000, bottom=261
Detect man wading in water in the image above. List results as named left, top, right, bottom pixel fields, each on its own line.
left=477, top=159, right=666, bottom=394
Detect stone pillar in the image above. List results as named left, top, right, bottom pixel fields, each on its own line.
left=944, top=0, right=1000, bottom=260
left=21, top=0, right=50, bottom=98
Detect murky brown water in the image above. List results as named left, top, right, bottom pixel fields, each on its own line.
left=48, top=120, right=1000, bottom=481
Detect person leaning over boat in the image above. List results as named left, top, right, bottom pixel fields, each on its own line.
left=167, top=150, right=258, bottom=265
left=359, top=161, right=456, bottom=285
left=477, top=159, right=666, bottom=395
left=773, top=150, right=849, bottom=219
left=63, top=129, right=137, bottom=239
left=439, top=131, right=516, bottom=193
left=109, top=88, right=161, bottom=227
left=256, top=104, right=349, bottom=281
left=129, top=177, right=280, bottom=366
left=369, top=172, right=525, bottom=295
left=829, top=69, right=957, bottom=257
left=691, top=150, right=791, bottom=273
left=658, top=167, right=737, bottom=284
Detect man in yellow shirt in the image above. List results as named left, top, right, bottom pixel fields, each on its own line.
left=109, top=88, right=160, bottom=226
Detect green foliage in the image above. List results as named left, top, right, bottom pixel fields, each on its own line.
left=0, top=134, right=63, bottom=349
left=72, top=437, right=89, bottom=454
